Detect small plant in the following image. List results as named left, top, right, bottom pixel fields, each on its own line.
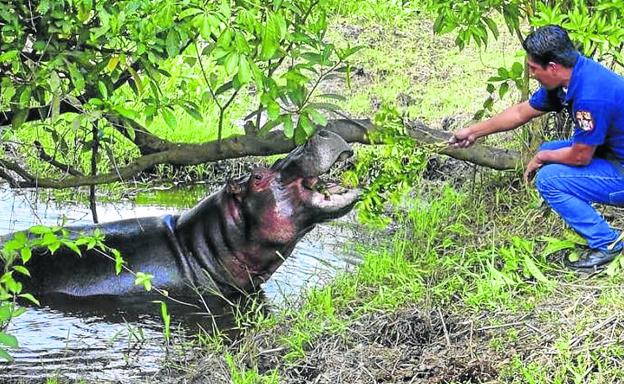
left=0, top=225, right=110, bottom=361
left=225, top=352, right=280, bottom=384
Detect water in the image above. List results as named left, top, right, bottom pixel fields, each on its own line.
left=0, top=185, right=359, bottom=382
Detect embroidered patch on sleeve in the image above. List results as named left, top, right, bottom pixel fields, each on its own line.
left=575, top=110, right=594, bottom=131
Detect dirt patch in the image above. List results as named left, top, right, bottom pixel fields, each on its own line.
left=172, top=306, right=500, bottom=384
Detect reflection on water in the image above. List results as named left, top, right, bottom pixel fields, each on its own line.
left=0, top=185, right=359, bottom=382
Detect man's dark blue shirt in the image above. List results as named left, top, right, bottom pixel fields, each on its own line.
left=529, top=54, right=624, bottom=161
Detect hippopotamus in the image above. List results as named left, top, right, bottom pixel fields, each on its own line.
left=2, top=130, right=359, bottom=298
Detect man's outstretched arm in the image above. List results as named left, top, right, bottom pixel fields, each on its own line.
left=449, top=101, right=546, bottom=148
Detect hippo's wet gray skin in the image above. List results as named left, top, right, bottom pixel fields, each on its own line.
left=2, top=130, right=359, bottom=298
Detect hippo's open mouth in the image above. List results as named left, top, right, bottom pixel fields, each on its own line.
left=301, top=168, right=360, bottom=217
left=272, top=129, right=360, bottom=217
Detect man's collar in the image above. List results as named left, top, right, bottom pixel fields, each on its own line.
left=565, top=53, right=584, bottom=101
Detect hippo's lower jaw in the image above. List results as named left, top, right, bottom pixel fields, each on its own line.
left=307, top=182, right=360, bottom=220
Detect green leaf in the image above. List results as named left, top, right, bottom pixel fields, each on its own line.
left=114, top=250, right=124, bottom=275
left=224, top=52, right=239, bottom=75
left=179, top=7, right=202, bottom=20
left=162, top=108, right=177, bottom=129
left=182, top=103, right=203, bottom=122
left=106, top=56, right=120, bottom=72
left=299, top=113, right=316, bottom=137
left=0, top=332, right=18, bottom=348
left=523, top=254, right=550, bottom=285
left=61, top=240, right=82, bottom=256
left=160, top=301, right=171, bottom=341
left=29, top=225, right=51, bottom=235
left=0, top=305, right=11, bottom=321
left=98, top=81, right=108, bottom=99
left=540, top=236, right=577, bottom=257
left=498, top=82, right=510, bottom=99
left=49, top=71, right=61, bottom=92
left=218, top=28, right=233, bottom=48
left=19, top=87, right=31, bottom=107
left=511, top=61, right=524, bottom=78
left=306, top=109, right=327, bottom=126
left=287, top=87, right=305, bottom=108
left=267, top=100, right=280, bottom=120
left=237, top=55, right=252, bottom=85
left=215, top=81, right=233, bottom=95
left=114, top=106, right=139, bottom=120
left=19, top=293, right=40, bottom=306
left=283, top=114, right=294, bottom=138
left=19, top=248, right=32, bottom=265
left=68, top=64, right=85, bottom=92
left=124, top=67, right=142, bottom=95
left=12, top=266, right=29, bottom=277
left=0, top=50, right=18, bottom=63
left=260, top=14, right=281, bottom=60
left=134, top=272, right=154, bottom=291
left=259, top=115, right=284, bottom=136
left=0, top=348, right=13, bottom=362
left=166, top=29, right=180, bottom=57
left=11, top=109, right=28, bottom=130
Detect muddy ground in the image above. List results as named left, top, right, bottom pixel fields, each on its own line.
left=161, top=270, right=624, bottom=384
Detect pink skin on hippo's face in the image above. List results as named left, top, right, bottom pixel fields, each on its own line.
left=221, top=164, right=359, bottom=290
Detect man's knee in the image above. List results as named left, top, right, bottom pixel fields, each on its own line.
left=534, top=163, right=566, bottom=194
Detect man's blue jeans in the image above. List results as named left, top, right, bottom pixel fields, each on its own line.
left=534, top=140, right=624, bottom=251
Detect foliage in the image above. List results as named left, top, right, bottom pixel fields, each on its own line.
left=0, top=225, right=109, bottom=361
left=0, top=0, right=359, bottom=187
left=343, top=105, right=430, bottom=228
left=424, top=0, right=624, bottom=120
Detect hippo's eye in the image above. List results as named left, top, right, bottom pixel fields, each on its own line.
left=253, top=174, right=263, bottom=180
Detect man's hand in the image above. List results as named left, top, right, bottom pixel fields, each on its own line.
left=448, top=127, right=477, bottom=148
left=524, top=154, right=544, bottom=184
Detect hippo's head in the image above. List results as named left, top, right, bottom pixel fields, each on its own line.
left=231, top=130, right=358, bottom=235
left=183, top=129, right=359, bottom=292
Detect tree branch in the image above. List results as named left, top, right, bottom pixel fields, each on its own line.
left=0, top=118, right=522, bottom=189
left=33, top=140, right=83, bottom=176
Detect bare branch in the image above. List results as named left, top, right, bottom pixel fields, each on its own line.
left=33, top=140, right=83, bottom=176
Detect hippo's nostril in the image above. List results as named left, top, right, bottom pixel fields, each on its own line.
left=318, top=130, right=329, bottom=138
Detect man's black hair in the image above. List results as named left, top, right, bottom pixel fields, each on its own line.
left=522, top=25, right=579, bottom=68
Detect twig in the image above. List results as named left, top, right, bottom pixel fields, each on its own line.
left=437, top=307, right=451, bottom=347
left=570, top=315, right=617, bottom=348
left=475, top=321, right=525, bottom=332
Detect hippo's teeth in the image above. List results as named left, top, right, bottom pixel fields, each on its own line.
left=303, top=177, right=318, bottom=189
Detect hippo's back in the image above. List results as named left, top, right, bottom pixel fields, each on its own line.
left=4, top=216, right=188, bottom=297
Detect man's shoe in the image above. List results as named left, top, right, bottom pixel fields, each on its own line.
left=566, top=248, right=621, bottom=269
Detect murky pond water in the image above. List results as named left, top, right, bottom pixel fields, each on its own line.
left=0, top=184, right=360, bottom=382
